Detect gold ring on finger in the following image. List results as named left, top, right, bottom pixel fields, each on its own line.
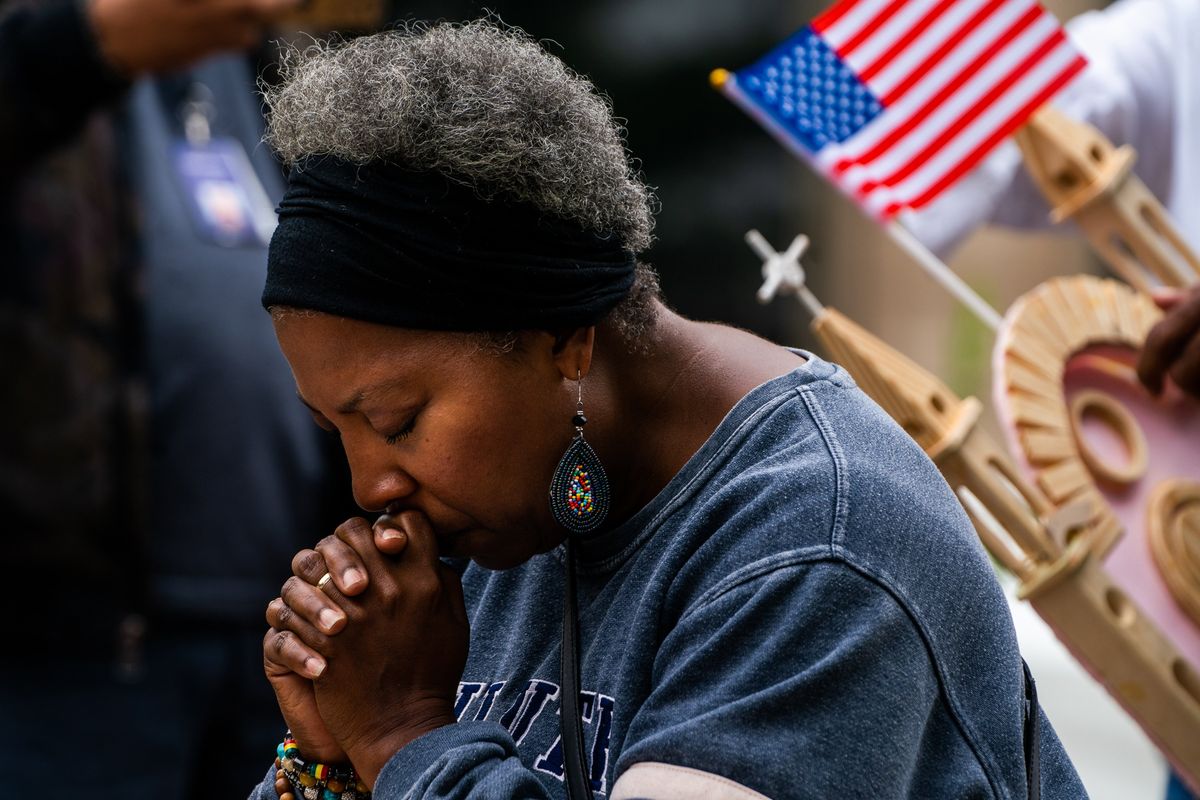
left=317, top=572, right=333, bottom=592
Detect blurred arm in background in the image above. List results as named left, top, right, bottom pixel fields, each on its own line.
left=0, top=0, right=298, bottom=180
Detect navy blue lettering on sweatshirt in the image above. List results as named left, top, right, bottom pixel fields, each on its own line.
left=251, top=354, right=1086, bottom=799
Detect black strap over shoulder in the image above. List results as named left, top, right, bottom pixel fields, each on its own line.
left=1023, top=658, right=1041, bottom=800
left=561, top=539, right=592, bottom=800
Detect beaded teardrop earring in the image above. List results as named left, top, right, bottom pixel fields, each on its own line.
left=549, top=371, right=611, bottom=535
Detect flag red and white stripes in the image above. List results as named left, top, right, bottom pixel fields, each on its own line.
left=723, top=0, right=1087, bottom=219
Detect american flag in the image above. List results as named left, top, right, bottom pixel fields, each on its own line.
left=715, top=0, right=1087, bottom=220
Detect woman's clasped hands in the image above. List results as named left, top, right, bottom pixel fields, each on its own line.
left=263, top=511, right=470, bottom=787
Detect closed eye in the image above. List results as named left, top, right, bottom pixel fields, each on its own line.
left=384, top=417, right=416, bottom=445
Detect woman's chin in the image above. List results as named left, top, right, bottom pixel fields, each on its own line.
left=450, top=531, right=552, bottom=571
left=466, top=546, right=535, bottom=571
left=440, top=519, right=568, bottom=570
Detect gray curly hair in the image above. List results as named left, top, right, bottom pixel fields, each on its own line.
left=263, top=21, right=661, bottom=343
left=266, top=21, right=652, bottom=253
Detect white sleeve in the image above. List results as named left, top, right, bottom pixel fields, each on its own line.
left=905, top=0, right=1190, bottom=258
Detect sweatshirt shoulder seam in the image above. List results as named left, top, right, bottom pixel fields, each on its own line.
left=678, top=550, right=1007, bottom=799
left=797, top=383, right=850, bottom=552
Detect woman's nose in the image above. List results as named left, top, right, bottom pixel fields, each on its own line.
left=347, top=443, right=417, bottom=513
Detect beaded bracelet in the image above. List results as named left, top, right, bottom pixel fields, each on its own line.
left=276, top=733, right=371, bottom=800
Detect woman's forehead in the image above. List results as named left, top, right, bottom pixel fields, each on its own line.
left=276, top=311, right=454, bottom=354
left=274, top=313, right=531, bottom=410
left=276, top=313, right=460, bottom=381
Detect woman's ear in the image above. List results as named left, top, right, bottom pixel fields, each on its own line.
left=551, top=327, right=596, bottom=380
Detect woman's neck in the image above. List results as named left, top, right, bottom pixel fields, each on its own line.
left=587, top=304, right=805, bottom=529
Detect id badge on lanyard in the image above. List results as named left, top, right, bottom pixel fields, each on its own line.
left=170, top=84, right=278, bottom=248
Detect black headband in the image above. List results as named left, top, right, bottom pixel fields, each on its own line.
left=262, top=158, right=638, bottom=331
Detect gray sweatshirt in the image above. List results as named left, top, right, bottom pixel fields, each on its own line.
left=251, top=354, right=1086, bottom=799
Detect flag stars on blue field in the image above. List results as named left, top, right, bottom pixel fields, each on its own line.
left=739, top=25, right=884, bottom=152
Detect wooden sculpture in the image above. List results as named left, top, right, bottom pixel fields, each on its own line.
left=1148, top=481, right=1200, bottom=628
left=994, top=275, right=1200, bottom=786
left=1014, top=106, right=1200, bottom=291
left=995, top=277, right=1163, bottom=556
left=747, top=233, right=1200, bottom=791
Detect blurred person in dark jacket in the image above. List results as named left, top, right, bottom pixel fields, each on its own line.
left=0, top=0, right=352, bottom=796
